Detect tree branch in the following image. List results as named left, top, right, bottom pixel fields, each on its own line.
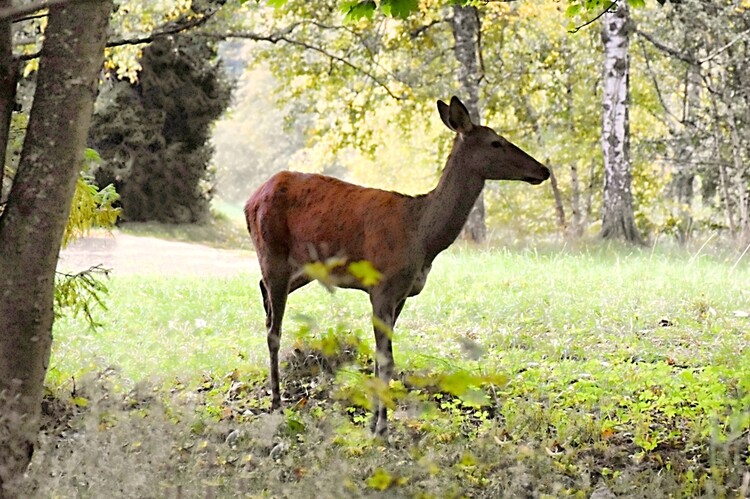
left=106, top=9, right=218, bottom=48
left=1, top=0, right=78, bottom=22
left=635, top=28, right=695, bottom=65
left=698, top=27, right=750, bottom=65
left=12, top=12, right=47, bottom=23
left=204, top=26, right=405, bottom=100
left=17, top=7, right=220, bottom=61
left=637, top=37, right=681, bottom=128
left=410, top=19, right=445, bottom=39
left=569, top=0, right=618, bottom=34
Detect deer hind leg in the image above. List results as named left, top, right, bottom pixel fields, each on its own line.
left=260, top=265, right=292, bottom=411
left=259, top=280, right=270, bottom=326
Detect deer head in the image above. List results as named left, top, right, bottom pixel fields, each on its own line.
left=437, top=96, right=550, bottom=184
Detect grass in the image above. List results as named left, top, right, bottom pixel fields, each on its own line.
left=33, top=245, right=750, bottom=497
left=117, top=198, right=252, bottom=250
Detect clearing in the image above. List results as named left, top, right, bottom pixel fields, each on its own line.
left=58, top=229, right=256, bottom=277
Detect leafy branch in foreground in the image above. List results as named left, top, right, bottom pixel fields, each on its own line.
left=54, top=265, right=111, bottom=329
left=62, top=149, right=120, bottom=249
left=56, top=148, right=120, bottom=328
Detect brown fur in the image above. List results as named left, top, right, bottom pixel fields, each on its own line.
left=245, top=97, right=550, bottom=436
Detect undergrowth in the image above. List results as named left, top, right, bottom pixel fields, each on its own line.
left=26, top=333, right=749, bottom=497
left=36, top=246, right=750, bottom=497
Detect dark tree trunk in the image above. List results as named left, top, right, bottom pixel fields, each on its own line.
left=670, top=65, right=700, bottom=243
left=0, top=0, right=16, bottom=202
left=600, top=2, right=641, bottom=243
left=0, top=0, right=112, bottom=492
left=564, top=42, right=583, bottom=238
left=451, top=4, right=486, bottom=243
left=728, top=111, right=749, bottom=241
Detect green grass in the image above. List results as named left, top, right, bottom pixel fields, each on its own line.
left=117, top=199, right=251, bottom=249
left=38, top=245, right=750, bottom=497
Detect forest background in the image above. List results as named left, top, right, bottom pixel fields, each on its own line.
left=1, top=0, right=750, bottom=495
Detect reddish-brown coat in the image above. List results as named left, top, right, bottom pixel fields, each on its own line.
left=245, top=171, right=419, bottom=280
left=245, top=96, right=550, bottom=437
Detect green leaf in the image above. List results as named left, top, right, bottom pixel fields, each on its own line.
left=266, top=0, right=287, bottom=8
left=381, top=0, right=418, bottom=19
left=83, top=148, right=102, bottom=163
left=565, top=3, right=582, bottom=16
left=341, top=0, right=376, bottom=23
left=54, top=265, right=111, bottom=329
left=283, top=410, right=306, bottom=436
left=303, top=257, right=345, bottom=292
left=438, top=371, right=475, bottom=397
left=62, top=171, right=120, bottom=248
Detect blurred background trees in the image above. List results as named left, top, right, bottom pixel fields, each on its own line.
left=5, top=0, right=750, bottom=245
left=206, top=0, right=750, bottom=246
left=88, top=35, right=233, bottom=223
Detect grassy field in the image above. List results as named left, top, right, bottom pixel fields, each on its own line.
left=32, top=245, right=750, bottom=497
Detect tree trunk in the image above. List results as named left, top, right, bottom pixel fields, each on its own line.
left=599, top=1, right=641, bottom=243
left=451, top=4, right=486, bottom=243
left=569, top=162, right=583, bottom=237
left=560, top=40, right=583, bottom=238
left=0, top=0, right=112, bottom=492
left=728, top=112, right=749, bottom=241
left=670, top=65, right=700, bottom=244
left=0, top=0, right=16, bottom=202
left=548, top=167, right=567, bottom=233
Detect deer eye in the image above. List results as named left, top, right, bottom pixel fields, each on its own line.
left=491, top=140, right=502, bottom=149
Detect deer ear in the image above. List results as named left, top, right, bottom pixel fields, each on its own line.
left=448, top=96, right=474, bottom=134
left=437, top=99, right=454, bottom=132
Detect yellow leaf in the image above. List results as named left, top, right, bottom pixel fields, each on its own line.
left=72, top=396, right=89, bottom=407
left=365, top=468, right=393, bottom=491
left=348, top=260, right=383, bottom=286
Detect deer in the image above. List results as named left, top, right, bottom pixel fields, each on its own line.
left=244, top=96, right=550, bottom=436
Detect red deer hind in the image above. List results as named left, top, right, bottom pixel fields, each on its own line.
left=245, top=96, right=550, bottom=436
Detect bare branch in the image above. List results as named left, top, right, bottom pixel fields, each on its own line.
left=637, top=37, right=681, bottom=128
left=12, top=12, right=47, bottom=23
left=569, top=0, right=618, bottom=34
left=17, top=7, right=220, bottom=61
left=410, top=19, right=445, bottom=39
left=1, top=0, right=78, bottom=22
left=635, top=28, right=696, bottom=65
left=698, top=27, right=750, bottom=64
left=106, top=9, right=218, bottom=48
left=204, top=26, right=405, bottom=100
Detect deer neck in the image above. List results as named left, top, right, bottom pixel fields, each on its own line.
left=419, top=148, right=485, bottom=262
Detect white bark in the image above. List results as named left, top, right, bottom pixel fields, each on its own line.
left=600, top=1, right=641, bottom=243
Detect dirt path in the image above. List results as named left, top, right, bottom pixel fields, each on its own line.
left=57, top=231, right=257, bottom=277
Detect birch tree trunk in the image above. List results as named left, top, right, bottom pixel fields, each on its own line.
left=451, top=4, right=486, bottom=243
left=600, top=1, right=641, bottom=243
left=0, top=0, right=112, bottom=492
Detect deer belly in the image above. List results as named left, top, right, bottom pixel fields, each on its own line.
left=408, top=265, right=431, bottom=296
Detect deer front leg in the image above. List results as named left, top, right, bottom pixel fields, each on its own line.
left=369, top=295, right=407, bottom=437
